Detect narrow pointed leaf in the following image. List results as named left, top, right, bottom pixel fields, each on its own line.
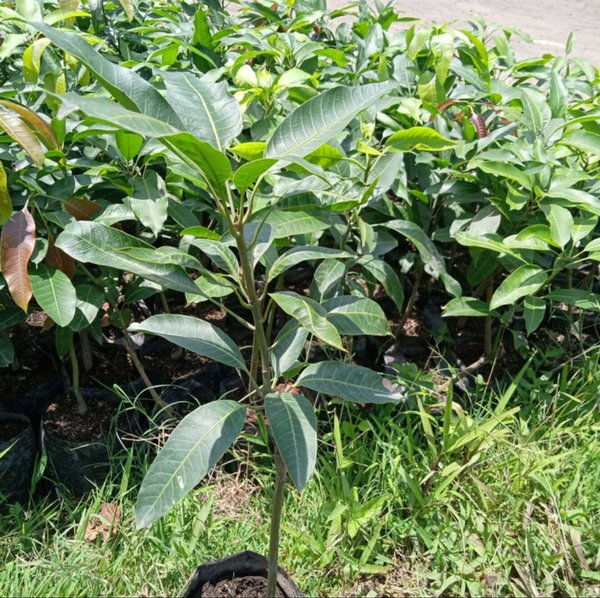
left=0, top=111, right=45, bottom=166
left=359, top=256, right=404, bottom=312
left=0, top=207, right=36, bottom=311
left=297, top=361, right=402, bottom=404
left=0, top=99, right=59, bottom=149
left=161, top=71, right=242, bottom=151
left=385, top=220, right=461, bottom=297
left=136, top=401, right=245, bottom=529
left=523, top=296, right=545, bottom=336
left=128, top=314, right=247, bottom=371
left=34, top=22, right=182, bottom=126
left=271, top=291, right=344, bottom=350
left=490, top=265, right=547, bottom=310
left=55, top=221, right=199, bottom=294
left=266, top=82, right=394, bottom=162
left=30, top=264, right=77, bottom=326
left=323, top=296, right=390, bottom=336
left=545, top=289, right=600, bottom=311
left=266, top=392, right=317, bottom=491
left=267, top=246, right=350, bottom=282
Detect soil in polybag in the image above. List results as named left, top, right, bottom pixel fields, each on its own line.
left=0, top=413, right=36, bottom=504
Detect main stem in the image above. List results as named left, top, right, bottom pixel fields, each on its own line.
left=234, top=223, right=286, bottom=596
left=267, top=451, right=287, bottom=597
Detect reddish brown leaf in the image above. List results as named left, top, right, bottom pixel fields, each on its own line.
left=471, top=114, right=488, bottom=139
left=436, top=99, right=459, bottom=112
left=0, top=207, right=36, bottom=311
left=63, top=198, right=102, bottom=221
left=46, top=242, right=76, bottom=279
left=0, top=99, right=60, bottom=151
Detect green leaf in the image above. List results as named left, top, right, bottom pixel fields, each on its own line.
left=297, top=361, right=402, bottom=404
left=265, top=392, right=316, bottom=491
left=136, top=401, right=245, bottom=529
left=268, top=246, right=350, bottom=282
left=385, top=126, right=456, bottom=152
left=128, top=171, right=168, bottom=238
left=0, top=306, right=27, bottom=331
left=385, top=220, right=461, bottom=297
left=55, top=221, right=199, bottom=294
left=270, top=321, right=309, bottom=378
left=230, top=141, right=266, bottom=161
left=442, top=297, right=491, bottom=317
left=30, top=264, right=76, bottom=327
left=358, top=256, right=404, bottom=312
left=469, top=159, right=531, bottom=190
left=266, top=82, right=394, bottom=162
left=561, top=131, right=600, bottom=155
left=455, top=232, right=523, bottom=260
left=430, top=33, right=454, bottom=85
left=186, top=238, right=239, bottom=278
left=545, top=289, right=600, bottom=311
left=323, top=296, right=390, bottom=336
left=0, top=162, right=11, bottom=224
left=70, top=284, right=105, bottom=331
left=161, top=71, right=242, bottom=151
left=116, top=130, right=143, bottom=160
left=523, top=296, right=545, bottom=336
left=128, top=314, right=247, bottom=371
left=34, top=23, right=182, bottom=126
left=233, top=158, right=277, bottom=196
left=310, top=259, right=345, bottom=302
left=540, top=203, right=573, bottom=249
left=270, top=291, right=344, bottom=351
left=490, top=265, right=547, bottom=310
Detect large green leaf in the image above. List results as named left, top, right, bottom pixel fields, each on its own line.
left=233, top=159, right=277, bottom=196
left=490, top=265, right=547, bottom=310
left=266, top=82, right=394, bottom=162
left=34, top=22, right=182, bottom=127
left=385, top=126, right=456, bottom=152
left=297, top=361, right=402, bottom=404
left=265, top=392, right=316, bottom=491
left=161, top=71, right=242, bottom=151
left=30, top=264, right=76, bottom=327
left=385, top=220, right=461, bottom=297
left=545, top=289, right=600, bottom=311
left=270, top=291, right=344, bottom=350
left=55, top=221, right=199, bottom=294
left=136, top=401, right=245, bottom=529
left=523, top=296, right=545, bottom=336
left=469, top=158, right=532, bottom=190
left=267, top=246, right=350, bottom=282
left=128, top=314, right=247, bottom=371
left=323, top=296, right=390, bottom=336
left=58, top=94, right=231, bottom=192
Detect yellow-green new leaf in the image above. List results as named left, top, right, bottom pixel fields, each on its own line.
left=386, top=126, right=456, bottom=152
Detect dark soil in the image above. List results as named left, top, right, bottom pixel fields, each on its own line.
left=0, top=419, right=28, bottom=442
left=200, top=576, right=285, bottom=598
left=43, top=395, right=116, bottom=443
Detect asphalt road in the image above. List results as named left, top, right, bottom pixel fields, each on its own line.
left=331, top=0, right=600, bottom=65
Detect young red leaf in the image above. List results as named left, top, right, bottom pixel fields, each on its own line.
left=0, top=207, right=36, bottom=311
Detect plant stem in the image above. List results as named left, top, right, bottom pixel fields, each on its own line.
left=399, top=266, right=422, bottom=330
left=267, top=451, right=287, bottom=597
left=121, top=328, right=169, bottom=410
left=68, top=341, right=87, bottom=415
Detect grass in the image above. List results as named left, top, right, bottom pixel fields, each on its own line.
left=0, top=351, right=598, bottom=597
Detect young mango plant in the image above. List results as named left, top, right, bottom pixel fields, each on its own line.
left=37, top=23, right=404, bottom=593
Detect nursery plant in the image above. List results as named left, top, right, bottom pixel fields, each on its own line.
left=31, top=19, right=442, bottom=593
